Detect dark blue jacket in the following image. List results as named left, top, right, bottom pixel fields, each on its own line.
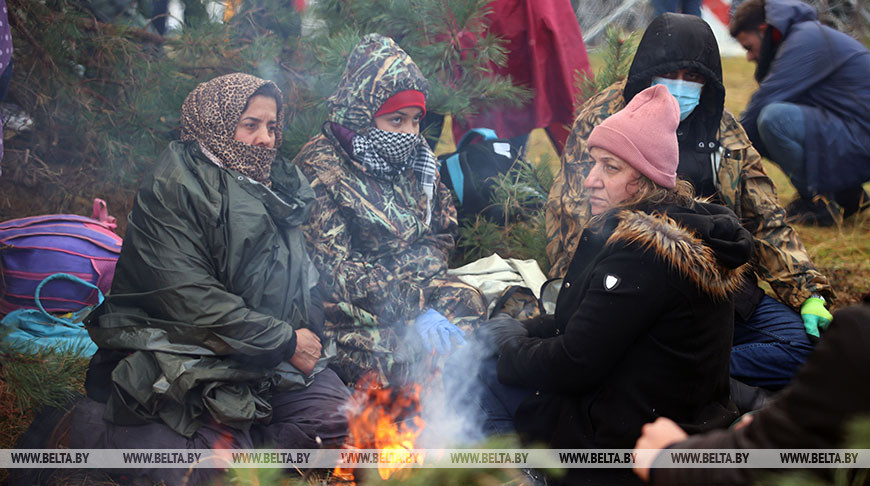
left=741, top=0, right=870, bottom=194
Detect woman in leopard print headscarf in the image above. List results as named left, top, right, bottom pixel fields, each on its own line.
left=181, top=72, right=284, bottom=185
left=67, top=72, right=350, bottom=486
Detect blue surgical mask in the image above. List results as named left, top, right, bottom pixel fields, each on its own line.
left=651, top=76, right=704, bottom=121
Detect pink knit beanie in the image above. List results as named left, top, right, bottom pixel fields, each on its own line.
left=587, top=84, right=680, bottom=189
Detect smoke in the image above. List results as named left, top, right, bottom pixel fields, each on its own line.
left=255, top=61, right=281, bottom=90
left=400, top=332, right=497, bottom=449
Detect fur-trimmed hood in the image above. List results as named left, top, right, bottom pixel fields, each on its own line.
left=606, top=203, right=753, bottom=299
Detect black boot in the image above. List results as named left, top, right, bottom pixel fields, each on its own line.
left=7, top=394, right=80, bottom=486
left=833, top=186, right=870, bottom=218
left=784, top=195, right=840, bottom=226
left=729, top=378, right=776, bottom=415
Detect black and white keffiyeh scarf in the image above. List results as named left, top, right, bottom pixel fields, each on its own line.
left=351, top=127, right=438, bottom=224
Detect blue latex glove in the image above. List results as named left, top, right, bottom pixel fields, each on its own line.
left=800, top=297, right=832, bottom=338
left=413, top=309, right=466, bottom=355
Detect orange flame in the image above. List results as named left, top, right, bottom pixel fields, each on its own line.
left=333, top=372, right=425, bottom=483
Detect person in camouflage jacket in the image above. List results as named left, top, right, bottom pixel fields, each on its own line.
left=546, top=14, right=834, bottom=392
left=290, top=34, right=486, bottom=387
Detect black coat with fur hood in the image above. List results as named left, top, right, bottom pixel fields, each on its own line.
left=498, top=201, right=752, bottom=450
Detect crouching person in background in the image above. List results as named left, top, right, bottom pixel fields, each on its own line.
left=474, top=85, right=752, bottom=484
left=62, top=73, right=349, bottom=485
left=291, top=34, right=486, bottom=387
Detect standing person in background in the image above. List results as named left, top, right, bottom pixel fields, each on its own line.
left=731, top=0, right=870, bottom=225
left=292, top=34, right=486, bottom=387
left=651, top=0, right=702, bottom=17
left=546, top=12, right=834, bottom=404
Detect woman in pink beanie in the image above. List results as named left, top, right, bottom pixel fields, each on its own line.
left=585, top=84, right=681, bottom=214
left=472, top=85, right=756, bottom=483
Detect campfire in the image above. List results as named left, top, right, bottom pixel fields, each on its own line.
left=333, top=372, right=426, bottom=483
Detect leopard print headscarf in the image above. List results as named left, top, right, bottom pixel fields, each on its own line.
left=181, top=73, right=284, bottom=186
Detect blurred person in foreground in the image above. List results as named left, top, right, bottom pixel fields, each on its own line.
left=634, top=294, right=870, bottom=485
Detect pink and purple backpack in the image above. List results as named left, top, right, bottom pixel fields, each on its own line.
left=0, top=200, right=123, bottom=316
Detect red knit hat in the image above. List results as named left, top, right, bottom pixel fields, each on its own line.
left=587, top=84, right=679, bottom=189
left=374, top=89, right=426, bottom=117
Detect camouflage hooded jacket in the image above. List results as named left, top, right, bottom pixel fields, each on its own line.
left=290, top=34, right=483, bottom=383
left=545, top=79, right=833, bottom=310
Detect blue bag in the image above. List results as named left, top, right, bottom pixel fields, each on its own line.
left=0, top=273, right=102, bottom=356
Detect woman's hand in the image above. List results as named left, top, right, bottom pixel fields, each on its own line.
left=481, top=314, right=529, bottom=352
left=289, top=328, right=322, bottom=376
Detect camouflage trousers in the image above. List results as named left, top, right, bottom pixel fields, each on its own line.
left=325, top=276, right=486, bottom=387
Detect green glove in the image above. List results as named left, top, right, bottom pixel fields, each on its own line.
left=800, top=297, right=832, bottom=338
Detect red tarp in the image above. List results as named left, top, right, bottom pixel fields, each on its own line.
left=452, top=0, right=592, bottom=154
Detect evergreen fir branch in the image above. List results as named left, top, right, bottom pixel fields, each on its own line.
left=508, top=212, right=549, bottom=273
left=76, top=14, right=166, bottom=45
left=306, top=30, right=363, bottom=82
left=455, top=216, right=505, bottom=265
left=311, top=0, right=529, bottom=122
left=7, top=0, right=536, bottom=203
left=487, top=159, right=548, bottom=225
left=470, top=34, right=510, bottom=68
left=282, top=99, right=328, bottom=159
left=575, top=26, right=639, bottom=108
left=232, top=0, right=304, bottom=41
left=0, top=343, right=89, bottom=412
left=427, top=0, right=493, bottom=35
left=451, top=156, right=553, bottom=270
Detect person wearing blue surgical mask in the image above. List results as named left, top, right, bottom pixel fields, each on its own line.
left=651, top=68, right=706, bottom=121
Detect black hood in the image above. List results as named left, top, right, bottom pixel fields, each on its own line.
left=625, top=13, right=725, bottom=149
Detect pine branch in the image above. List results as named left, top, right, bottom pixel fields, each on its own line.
left=575, top=27, right=639, bottom=108
left=75, top=15, right=166, bottom=45
left=0, top=344, right=89, bottom=412
left=6, top=6, right=59, bottom=72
